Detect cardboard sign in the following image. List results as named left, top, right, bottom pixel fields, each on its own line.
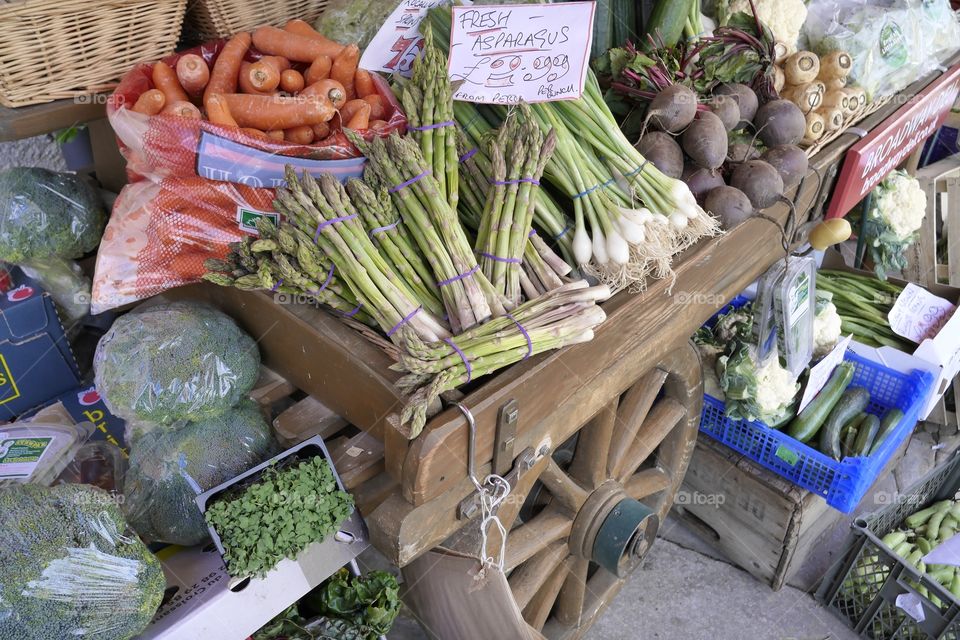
left=360, top=0, right=471, bottom=76
left=888, top=283, right=957, bottom=343
left=826, top=62, right=960, bottom=219
left=797, top=335, right=852, bottom=413
left=448, top=2, right=595, bottom=104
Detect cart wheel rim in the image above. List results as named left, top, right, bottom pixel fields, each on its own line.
left=592, top=498, right=658, bottom=578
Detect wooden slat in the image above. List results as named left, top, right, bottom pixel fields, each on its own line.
left=504, top=509, right=572, bottom=573
left=329, top=432, right=385, bottom=490
left=607, top=368, right=668, bottom=479
left=249, top=366, right=297, bottom=406
left=0, top=97, right=106, bottom=142
left=625, top=467, right=671, bottom=500
left=613, top=398, right=686, bottom=482
left=508, top=542, right=568, bottom=610
left=523, top=556, right=572, bottom=631
left=555, top=557, right=589, bottom=627
left=948, top=178, right=960, bottom=286
left=273, top=396, right=348, bottom=447
left=568, top=398, right=617, bottom=490
left=539, top=459, right=589, bottom=515
left=350, top=472, right=400, bottom=516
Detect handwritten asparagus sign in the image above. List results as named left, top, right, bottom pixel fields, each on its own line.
left=360, top=0, right=471, bottom=76
left=448, top=2, right=596, bottom=104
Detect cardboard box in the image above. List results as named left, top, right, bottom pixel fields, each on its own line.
left=821, top=250, right=960, bottom=421
left=0, top=282, right=80, bottom=419
left=47, top=384, right=128, bottom=456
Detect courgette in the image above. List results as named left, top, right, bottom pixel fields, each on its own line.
left=643, top=0, right=696, bottom=48
left=787, top=362, right=855, bottom=442
left=853, top=414, right=881, bottom=457
left=819, top=386, right=870, bottom=460
left=868, top=408, right=905, bottom=455
left=841, top=422, right=859, bottom=459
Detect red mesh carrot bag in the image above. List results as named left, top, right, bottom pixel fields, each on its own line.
left=93, top=40, right=406, bottom=313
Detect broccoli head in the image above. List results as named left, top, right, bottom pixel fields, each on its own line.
left=0, top=167, right=107, bottom=263
left=0, top=483, right=165, bottom=640
left=94, top=301, right=261, bottom=425
left=123, top=399, right=277, bottom=546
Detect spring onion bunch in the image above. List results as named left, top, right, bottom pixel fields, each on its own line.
left=394, top=280, right=610, bottom=437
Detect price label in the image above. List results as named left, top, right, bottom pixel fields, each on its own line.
left=360, top=0, right=471, bottom=76
left=888, top=283, right=957, bottom=344
left=797, top=335, right=852, bottom=413
left=448, top=2, right=595, bottom=104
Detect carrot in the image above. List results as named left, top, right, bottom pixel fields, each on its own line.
left=362, top=94, right=386, bottom=120
left=284, top=125, right=315, bottom=144
left=346, top=102, right=371, bottom=130
left=176, top=54, right=210, bottom=97
left=252, top=26, right=343, bottom=63
left=259, top=56, right=291, bottom=73
left=242, top=127, right=270, bottom=140
left=222, top=93, right=335, bottom=130
left=153, top=62, right=190, bottom=105
left=205, top=93, right=238, bottom=127
left=284, top=19, right=345, bottom=52
left=312, top=122, right=330, bottom=140
left=238, top=62, right=275, bottom=95
left=302, top=79, right=346, bottom=109
left=204, top=31, right=252, bottom=105
left=280, top=69, right=305, bottom=94
left=162, top=101, right=202, bottom=119
left=132, top=89, right=166, bottom=115
left=339, top=98, right=368, bottom=125
left=369, top=120, right=389, bottom=132
left=248, top=60, right=281, bottom=92
left=354, top=69, right=375, bottom=98
left=266, top=130, right=285, bottom=141
left=331, top=44, right=360, bottom=100
left=305, top=55, right=332, bottom=85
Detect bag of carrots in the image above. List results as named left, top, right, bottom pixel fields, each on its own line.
left=93, top=21, right=406, bottom=313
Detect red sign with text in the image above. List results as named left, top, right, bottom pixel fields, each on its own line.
left=826, top=62, right=960, bottom=219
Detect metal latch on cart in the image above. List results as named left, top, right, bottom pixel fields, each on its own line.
left=455, top=400, right=543, bottom=520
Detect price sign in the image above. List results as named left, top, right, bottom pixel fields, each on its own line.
left=888, top=283, right=957, bottom=343
left=797, top=335, right=852, bottom=413
left=360, top=0, right=471, bottom=76
left=448, top=2, right=595, bottom=104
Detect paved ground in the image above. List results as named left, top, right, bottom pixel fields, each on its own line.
left=1, top=135, right=66, bottom=172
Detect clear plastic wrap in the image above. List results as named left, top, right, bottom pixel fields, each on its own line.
left=0, top=482, right=165, bottom=640
left=122, top=399, right=276, bottom=546
left=93, top=40, right=407, bottom=313
left=93, top=301, right=261, bottom=426
left=804, top=0, right=960, bottom=99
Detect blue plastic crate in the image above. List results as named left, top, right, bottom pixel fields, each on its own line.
left=700, top=350, right=934, bottom=513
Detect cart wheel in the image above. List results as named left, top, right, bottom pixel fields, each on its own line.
left=498, top=341, right=702, bottom=639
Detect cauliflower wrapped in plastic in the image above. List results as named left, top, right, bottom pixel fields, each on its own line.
left=814, top=291, right=842, bottom=358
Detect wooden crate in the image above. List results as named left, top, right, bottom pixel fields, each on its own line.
left=673, top=434, right=907, bottom=592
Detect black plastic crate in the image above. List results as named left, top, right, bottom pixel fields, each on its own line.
left=818, top=451, right=960, bottom=638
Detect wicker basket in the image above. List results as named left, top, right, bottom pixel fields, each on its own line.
left=186, top=0, right=329, bottom=42
left=0, top=0, right=187, bottom=108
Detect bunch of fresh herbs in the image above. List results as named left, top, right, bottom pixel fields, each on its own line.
left=205, top=456, right=354, bottom=578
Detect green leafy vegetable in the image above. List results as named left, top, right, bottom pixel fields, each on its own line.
left=306, top=568, right=401, bottom=638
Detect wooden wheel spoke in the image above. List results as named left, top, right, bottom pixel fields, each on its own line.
left=626, top=466, right=671, bottom=501
left=555, top=557, right=589, bottom=627
left=504, top=508, right=572, bottom=572
left=607, top=368, right=668, bottom=477
left=540, top=459, right=589, bottom=514
left=613, top=397, right=686, bottom=483
left=568, top=398, right=617, bottom=490
left=509, top=541, right=568, bottom=610
left=523, top=555, right=574, bottom=631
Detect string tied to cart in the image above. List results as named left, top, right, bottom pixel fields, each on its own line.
left=455, top=401, right=511, bottom=573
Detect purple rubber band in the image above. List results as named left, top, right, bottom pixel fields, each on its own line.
left=308, top=263, right=335, bottom=296
left=437, top=264, right=479, bottom=287
left=389, top=170, right=431, bottom=193
left=271, top=278, right=284, bottom=292
left=506, top=313, right=533, bottom=359
left=444, top=337, right=472, bottom=383
left=528, top=229, right=537, bottom=237
left=409, top=120, right=456, bottom=131
left=341, top=302, right=363, bottom=317
left=386, top=305, right=421, bottom=337
left=555, top=223, right=573, bottom=240
left=478, top=251, right=522, bottom=264
left=489, top=177, right=541, bottom=186
left=625, top=160, right=649, bottom=178
left=314, top=213, right=358, bottom=242
left=369, top=220, right=400, bottom=237
left=459, top=148, right=478, bottom=163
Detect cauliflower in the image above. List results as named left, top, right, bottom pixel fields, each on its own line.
left=874, top=172, right=926, bottom=240
left=721, top=0, right=807, bottom=53
left=814, top=292, right=842, bottom=358
left=719, top=343, right=800, bottom=427
left=753, top=353, right=801, bottom=421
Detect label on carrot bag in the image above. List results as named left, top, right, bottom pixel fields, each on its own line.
left=447, top=2, right=596, bottom=104
left=888, top=283, right=957, bottom=344
left=360, top=0, right=473, bottom=77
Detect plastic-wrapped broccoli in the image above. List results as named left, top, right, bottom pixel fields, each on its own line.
left=123, top=399, right=277, bottom=546
left=94, top=301, right=260, bottom=426
left=0, top=483, right=165, bottom=640
left=0, top=167, right=107, bottom=322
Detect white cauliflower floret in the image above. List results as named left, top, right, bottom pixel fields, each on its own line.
left=813, top=300, right=842, bottom=358
left=874, top=172, right=926, bottom=240
left=754, top=354, right=800, bottom=419
left=725, top=0, right=807, bottom=53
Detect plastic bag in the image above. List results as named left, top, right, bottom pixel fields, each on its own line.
left=93, top=301, right=261, bottom=426
left=804, top=0, right=960, bottom=99
left=122, top=399, right=276, bottom=546
left=0, top=483, right=166, bottom=640
left=93, top=40, right=407, bottom=313
left=312, top=0, right=401, bottom=48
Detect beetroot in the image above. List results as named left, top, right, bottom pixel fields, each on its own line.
left=647, top=84, right=698, bottom=133
left=762, top=144, right=809, bottom=189
left=754, top=100, right=806, bottom=147
left=682, top=165, right=726, bottom=204
left=705, top=186, right=754, bottom=230
left=636, top=131, right=684, bottom=179
left=730, top=160, right=784, bottom=210
left=714, top=83, right=758, bottom=127
left=680, top=111, right=727, bottom=170
left=709, top=94, right=740, bottom=131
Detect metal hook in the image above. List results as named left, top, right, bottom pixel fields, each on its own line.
left=454, top=401, right=483, bottom=492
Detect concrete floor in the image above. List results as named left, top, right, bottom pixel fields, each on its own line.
left=1, top=134, right=66, bottom=172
